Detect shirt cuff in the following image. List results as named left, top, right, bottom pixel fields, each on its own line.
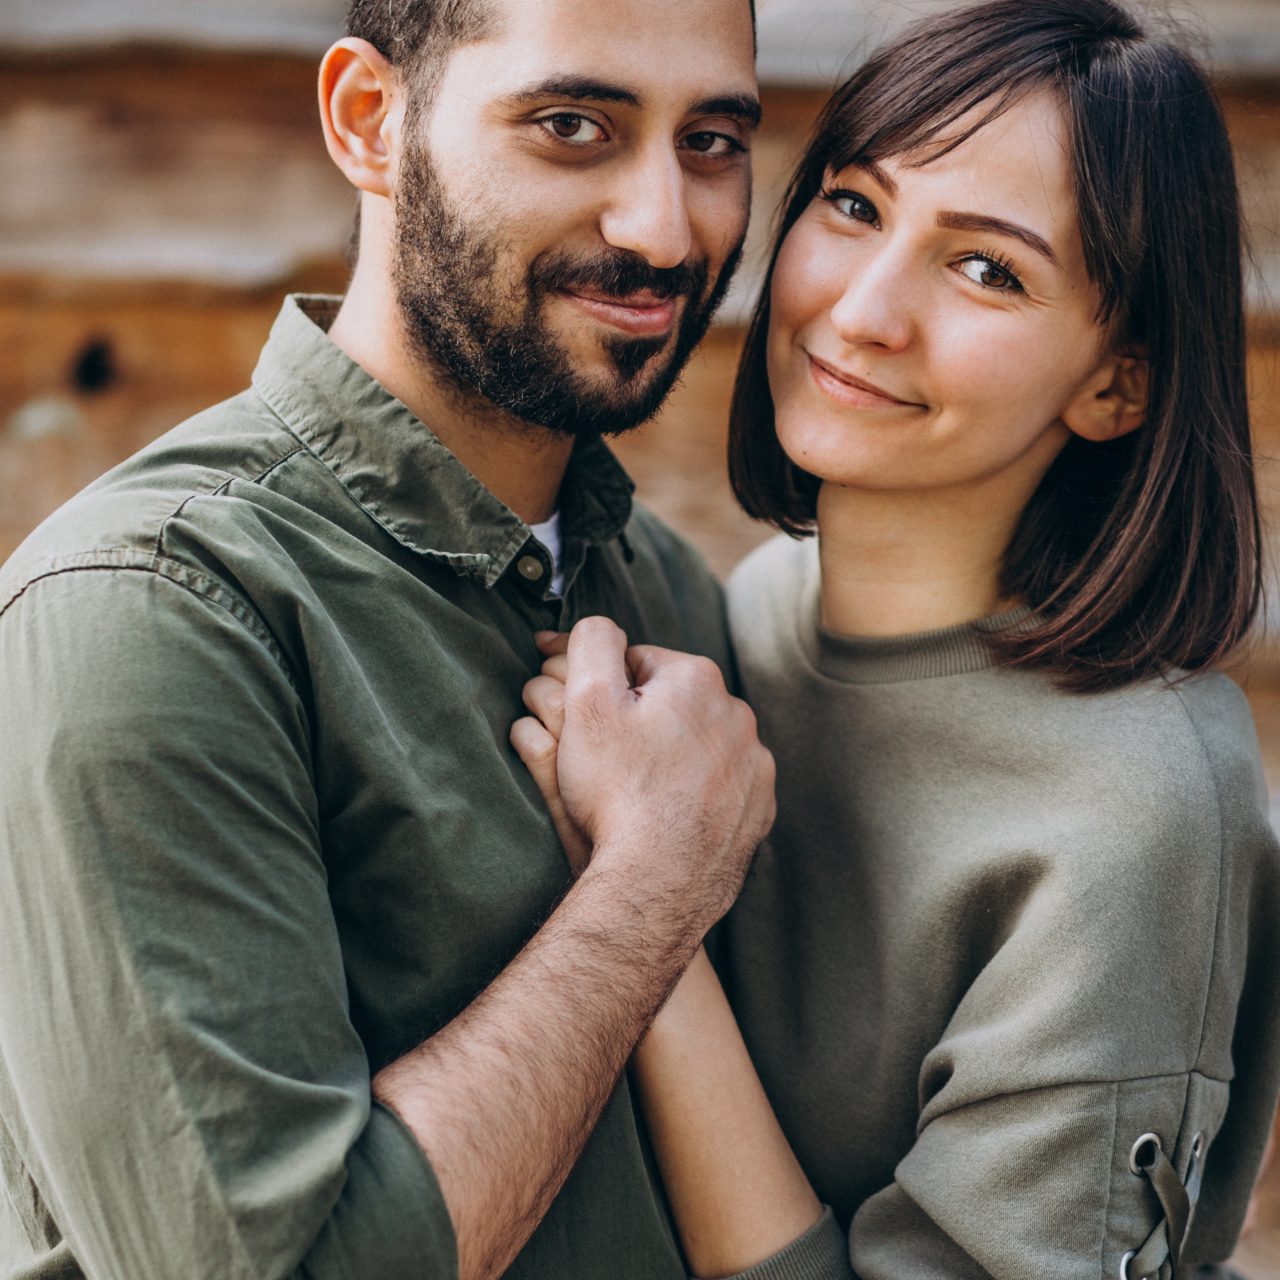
left=296, top=1101, right=458, bottom=1278
left=696, top=1206, right=854, bottom=1280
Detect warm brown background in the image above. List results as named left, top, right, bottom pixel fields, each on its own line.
left=2, top=1, right=1279, bottom=1270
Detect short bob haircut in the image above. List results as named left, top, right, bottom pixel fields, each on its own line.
left=729, top=0, right=1262, bottom=692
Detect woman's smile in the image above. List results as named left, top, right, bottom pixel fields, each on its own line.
left=806, top=354, right=924, bottom=411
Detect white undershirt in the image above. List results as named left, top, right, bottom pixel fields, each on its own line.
left=529, top=512, right=565, bottom=597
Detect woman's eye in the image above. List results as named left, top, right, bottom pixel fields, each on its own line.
left=956, top=255, right=1024, bottom=292
left=539, top=114, right=606, bottom=144
left=823, top=189, right=879, bottom=226
left=683, top=132, right=740, bottom=157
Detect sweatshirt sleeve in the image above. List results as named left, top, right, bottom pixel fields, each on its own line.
left=698, top=1207, right=853, bottom=1280
left=0, top=566, right=458, bottom=1280
left=849, top=677, right=1280, bottom=1280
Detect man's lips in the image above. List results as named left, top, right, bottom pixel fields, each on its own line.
left=808, top=354, right=922, bottom=410
left=559, top=288, right=679, bottom=337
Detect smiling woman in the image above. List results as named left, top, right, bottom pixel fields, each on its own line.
left=702, top=0, right=1279, bottom=1273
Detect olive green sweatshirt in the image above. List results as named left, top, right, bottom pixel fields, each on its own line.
left=718, top=534, right=1280, bottom=1280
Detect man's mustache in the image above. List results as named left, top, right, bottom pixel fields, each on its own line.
left=532, top=248, right=709, bottom=303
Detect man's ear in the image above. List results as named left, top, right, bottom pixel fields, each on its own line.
left=1061, top=352, right=1149, bottom=443
left=319, top=38, right=402, bottom=197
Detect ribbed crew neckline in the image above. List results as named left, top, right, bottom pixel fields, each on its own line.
left=793, top=550, right=1035, bottom=684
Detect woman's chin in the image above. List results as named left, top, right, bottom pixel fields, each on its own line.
left=777, top=434, right=927, bottom=495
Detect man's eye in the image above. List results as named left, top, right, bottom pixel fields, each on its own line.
left=821, top=189, right=879, bottom=226
left=538, top=114, right=606, bottom=144
left=683, top=132, right=740, bottom=157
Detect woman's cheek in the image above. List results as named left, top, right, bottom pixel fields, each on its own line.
left=770, top=218, right=839, bottom=343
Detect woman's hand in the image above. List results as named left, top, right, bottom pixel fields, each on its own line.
left=511, top=632, right=591, bottom=873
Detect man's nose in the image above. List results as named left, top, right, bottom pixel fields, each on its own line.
left=828, top=249, right=915, bottom=353
left=598, top=150, right=693, bottom=271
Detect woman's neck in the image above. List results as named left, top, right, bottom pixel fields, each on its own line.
left=816, top=480, right=1027, bottom=638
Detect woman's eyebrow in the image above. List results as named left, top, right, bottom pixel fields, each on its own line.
left=936, top=211, right=1059, bottom=266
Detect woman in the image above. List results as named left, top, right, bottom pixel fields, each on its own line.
left=514, top=1, right=1280, bottom=1276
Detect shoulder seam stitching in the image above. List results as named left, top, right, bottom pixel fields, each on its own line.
left=0, top=560, right=300, bottom=693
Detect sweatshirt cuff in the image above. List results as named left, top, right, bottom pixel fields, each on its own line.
left=696, top=1206, right=853, bottom=1280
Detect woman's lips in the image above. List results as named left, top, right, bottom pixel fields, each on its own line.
left=808, top=354, right=921, bottom=410
left=560, top=289, right=678, bottom=337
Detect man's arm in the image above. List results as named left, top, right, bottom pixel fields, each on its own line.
left=0, top=573, right=771, bottom=1280
left=379, top=617, right=776, bottom=1279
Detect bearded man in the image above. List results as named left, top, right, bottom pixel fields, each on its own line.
left=0, top=2, right=774, bottom=1278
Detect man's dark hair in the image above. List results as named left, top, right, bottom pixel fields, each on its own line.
left=346, top=0, right=756, bottom=94
left=728, top=0, right=1261, bottom=692
left=345, top=0, right=494, bottom=96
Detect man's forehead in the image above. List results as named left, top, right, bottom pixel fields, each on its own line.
left=456, top=0, right=757, bottom=108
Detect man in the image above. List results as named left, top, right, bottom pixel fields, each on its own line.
left=0, top=1, right=772, bottom=1277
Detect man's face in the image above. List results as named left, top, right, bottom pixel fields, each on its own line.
left=392, top=0, right=758, bottom=437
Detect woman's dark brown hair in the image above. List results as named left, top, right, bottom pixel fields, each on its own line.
left=729, top=0, right=1261, bottom=691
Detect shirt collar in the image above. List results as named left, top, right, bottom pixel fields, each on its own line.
left=250, top=294, right=635, bottom=588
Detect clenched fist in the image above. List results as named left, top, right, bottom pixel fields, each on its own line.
left=512, top=618, right=775, bottom=938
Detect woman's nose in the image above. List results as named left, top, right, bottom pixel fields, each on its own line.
left=827, top=251, right=915, bottom=353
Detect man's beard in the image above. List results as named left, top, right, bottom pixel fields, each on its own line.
left=392, top=137, right=742, bottom=438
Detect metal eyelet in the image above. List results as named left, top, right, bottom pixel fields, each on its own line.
left=1191, top=1131, right=1205, bottom=1161
left=1128, top=1132, right=1163, bottom=1176
left=1120, top=1249, right=1154, bottom=1280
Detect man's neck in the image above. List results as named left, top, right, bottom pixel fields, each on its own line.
left=326, top=261, right=573, bottom=526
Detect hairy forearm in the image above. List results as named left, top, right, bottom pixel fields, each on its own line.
left=372, top=855, right=706, bottom=1280
left=633, top=949, right=822, bottom=1278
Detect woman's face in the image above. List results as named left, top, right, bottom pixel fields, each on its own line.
left=767, top=90, right=1118, bottom=503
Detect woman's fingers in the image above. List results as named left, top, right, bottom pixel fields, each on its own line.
left=509, top=716, right=591, bottom=873
left=535, top=630, right=570, bottom=657
left=522, top=673, right=566, bottom=740
left=540, top=653, right=568, bottom=684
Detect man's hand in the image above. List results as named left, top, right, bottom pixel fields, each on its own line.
left=513, top=617, right=776, bottom=937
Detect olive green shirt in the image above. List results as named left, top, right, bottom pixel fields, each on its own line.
left=0, top=295, right=732, bottom=1280
left=720, top=534, right=1280, bottom=1280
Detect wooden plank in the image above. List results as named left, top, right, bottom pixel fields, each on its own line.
left=0, top=50, right=354, bottom=289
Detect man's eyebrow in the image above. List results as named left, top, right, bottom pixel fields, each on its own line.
left=936, top=211, right=1060, bottom=266
left=691, top=94, right=762, bottom=128
left=498, top=76, right=641, bottom=109
left=496, top=78, right=761, bottom=128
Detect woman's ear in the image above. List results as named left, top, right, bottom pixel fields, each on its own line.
left=318, top=38, right=402, bottom=198
left=1061, top=352, right=1149, bottom=443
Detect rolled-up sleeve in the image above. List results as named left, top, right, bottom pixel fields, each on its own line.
left=0, top=564, right=457, bottom=1279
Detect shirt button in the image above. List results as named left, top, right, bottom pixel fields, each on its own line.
left=517, top=555, right=545, bottom=582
